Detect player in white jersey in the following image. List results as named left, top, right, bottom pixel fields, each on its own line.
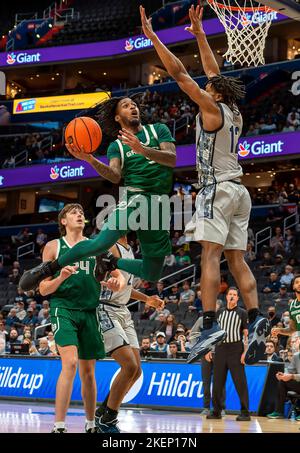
left=140, top=4, right=270, bottom=365
left=95, top=235, right=164, bottom=433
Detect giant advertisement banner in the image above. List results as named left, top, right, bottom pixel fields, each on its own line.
left=0, top=131, right=299, bottom=190
left=0, top=12, right=287, bottom=68
left=0, top=357, right=267, bottom=411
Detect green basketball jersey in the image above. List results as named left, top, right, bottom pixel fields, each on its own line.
left=50, top=237, right=101, bottom=310
left=107, top=123, right=175, bottom=195
left=289, top=298, right=300, bottom=331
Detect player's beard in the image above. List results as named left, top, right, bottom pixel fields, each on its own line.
left=128, top=118, right=140, bottom=128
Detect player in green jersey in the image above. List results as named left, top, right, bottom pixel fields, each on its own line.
left=39, top=203, right=125, bottom=433
left=272, top=275, right=300, bottom=337
left=20, top=95, right=176, bottom=292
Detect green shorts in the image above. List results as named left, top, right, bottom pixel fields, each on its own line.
left=50, top=307, right=105, bottom=360
left=106, top=191, right=171, bottom=257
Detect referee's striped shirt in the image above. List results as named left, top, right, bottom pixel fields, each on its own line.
left=218, top=307, right=248, bottom=343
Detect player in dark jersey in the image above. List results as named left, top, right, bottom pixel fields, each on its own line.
left=40, top=204, right=125, bottom=433
left=19, top=96, right=176, bottom=292
left=272, top=275, right=300, bottom=337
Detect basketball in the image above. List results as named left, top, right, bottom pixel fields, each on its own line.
left=65, top=116, right=102, bottom=153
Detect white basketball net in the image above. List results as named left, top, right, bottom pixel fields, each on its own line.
left=207, top=0, right=274, bottom=66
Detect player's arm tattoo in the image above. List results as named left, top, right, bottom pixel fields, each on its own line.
left=141, top=142, right=176, bottom=168
left=88, top=156, right=121, bottom=183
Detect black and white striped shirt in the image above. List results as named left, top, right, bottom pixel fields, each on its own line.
left=218, top=307, right=248, bottom=343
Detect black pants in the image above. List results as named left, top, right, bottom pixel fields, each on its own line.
left=212, top=342, right=249, bottom=414
left=201, top=359, right=226, bottom=409
left=276, top=380, right=300, bottom=413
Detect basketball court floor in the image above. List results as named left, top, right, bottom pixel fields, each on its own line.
left=0, top=400, right=298, bottom=433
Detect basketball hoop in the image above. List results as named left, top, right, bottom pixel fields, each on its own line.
left=207, top=0, right=275, bottom=66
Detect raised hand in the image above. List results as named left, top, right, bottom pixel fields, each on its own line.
left=185, top=4, right=205, bottom=36
left=140, top=5, right=156, bottom=40
left=147, top=295, right=165, bottom=311
left=59, top=265, right=78, bottom=281
left=65, top=143, right=92, bottom=162
left=118, top=128, right=144, bottom=154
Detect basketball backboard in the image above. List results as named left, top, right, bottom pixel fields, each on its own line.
left=259, top=0, right=300, bottom=21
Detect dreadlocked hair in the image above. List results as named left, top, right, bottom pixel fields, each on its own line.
left=83, top=92, right=147, bottom=139
left=205, top=75, right=246, bottom=112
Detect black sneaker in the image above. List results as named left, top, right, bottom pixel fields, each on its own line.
left=94, top=252, right=118, bottom=282
left=19, top=261, right=55, bottom=291
left=245, top=315, right=271, bottom=365
left=96, top=415, right=121, bottom=433
left=236, top=413, right=251, bottom=421
left=95, top=405, right=105, bottom=428
left=51, top=426, right=67, bottom=433
left=206, top=411, right=222, bottom=420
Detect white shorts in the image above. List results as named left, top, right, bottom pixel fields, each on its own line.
left=97, top=303, right=139, bottom=354
left=185, top=181, right=251, bottom=251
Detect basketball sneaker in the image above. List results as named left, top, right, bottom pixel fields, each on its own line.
left=85, top=424, right=97, bottom=433
left=19, top=261, right=56, bottom=291
left=95, top=252, right=118, bottom=282
left=51, top=426, right=67, bottom=433
left=96, top=415, right=121, bottom=433
left=245, top=315, right=271, bottom=365
left=186, top=322, right=227, bottom=364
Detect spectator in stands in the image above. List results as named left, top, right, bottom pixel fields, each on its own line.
left=219, top=274, right=229, bottom=295
left=190, top=288, right=203, bottom=313
left=171, top=232, right=181, bottom=248
left=270, top=227, right=285, bottom=255
left=287, top=184, right=299, bottom=203
left=160, top=314, right=177, bottom=342
left=8, top=268, right=20, bottom=286
left=7, top=328, right=21, bottom=347
left=176, top=330, right=189, bottom=352
left=47, top=331, right=56, bottom=353
left=150, top=307, right=170, bottom=322
left=36, top=228, right=47, bottom=253
left=15, top=301, right=27, bottom=322
left=5, top=308, right=21, bottom=328
left=271, top=254, right=285, bottom=276
left=140, top=337, right=152, bottom=358
left=0, top=335, right=6, bottom=354
left=14, top=287, right=27, bottom=305
left=259, top=251, right=274, bottom=273
left=179, top=281, right=195, bottom=305
left=22, top=307, right=39, bottom=327
left=38, top=300, right=50, bottom=321
left=272, top=284, right=290, bottom=307
left=140, top=304, right=155, bottom=320
left=152, top=281, right=168, bottom=300
left=150, top=332, right=168, bottom=353
left=164, top=253, right=176, bottom=271
left=38, top=337, right=52, bottom=356
left=262, top=272, right=281, bottom=293
left=260, top=117, right=277, bottom=134
left=265, top=340, right=282, bottom=362
left=0, top=321, right=8, bottom=340
left=165, top=285, right=181, bottom=305
left=267, top=306, right=281, bottom=328
left=282, top=120, right=296, bottom=132
left=266, top=209, right=283, bottom=224
left=280, top=265, right=294, bottom=287
left=244, top=243, right=256, bottom=264
left=17, top=326, right=32, bottom=343
left=40, top=309, right=51, bottom=326
left=176, top=248, right=191, bottom=267
left=267, top=350, right=300, bottom=420
left=11, top=227, right=31, bottom=245
left=284, top=229, right=296, bottom=255
left=167, top=341, right=180, bottom=358
left=24, top=339, right=39, bottom=356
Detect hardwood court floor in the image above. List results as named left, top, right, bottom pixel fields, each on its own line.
left=0, top=401, right=298, bottom=433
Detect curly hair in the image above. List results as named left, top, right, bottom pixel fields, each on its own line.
left=82, top=92, right=147, bottom=139
left=204, top=75, right=246, bottom=111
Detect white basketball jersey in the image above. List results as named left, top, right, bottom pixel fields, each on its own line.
left=99, top=242, right=134, bottom=306
left=195, top=103, right=243, bottom=187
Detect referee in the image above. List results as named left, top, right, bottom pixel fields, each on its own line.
left=206, top=287, right=251, bottom=421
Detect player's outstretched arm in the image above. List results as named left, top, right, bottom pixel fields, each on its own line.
left=185, top=5, right=220, bottom=78
left=140, top=6, right=218, bottom=115
left=272, top=319, right=297, bottom=337
left=66, top=143, right=121, bottom=184
left=130, top=289, right=165, bottom=310
left=39, top=241, right=78, bottom=296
